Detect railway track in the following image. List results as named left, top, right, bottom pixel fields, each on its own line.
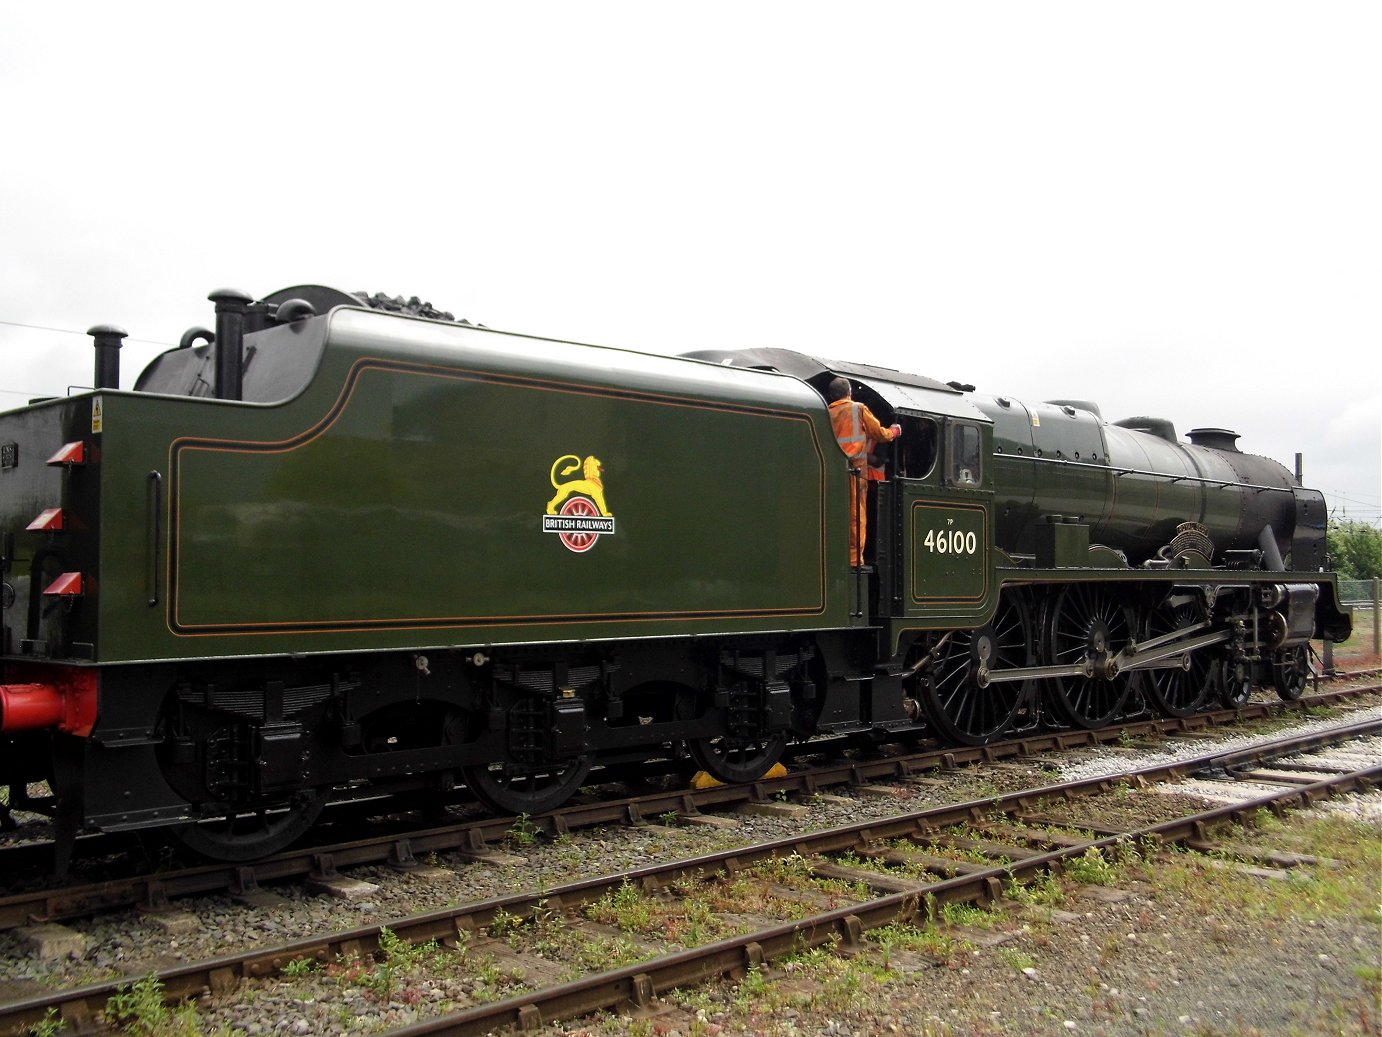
left=1, top=709, right=1377, bottom=1037
left=0, top=682, right=1376, bottom=933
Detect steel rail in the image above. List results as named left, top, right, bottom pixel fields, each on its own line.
left=0, top=684, right=1375, bottom=934
left=385, top=762, right=1382, bottom=1037
left=0, top=717, right=1376, bottom=1037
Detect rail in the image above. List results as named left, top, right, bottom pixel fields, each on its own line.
left=1, top=717, right=1376, bottom=1037
left=0, top=683, right=1376, bottom=934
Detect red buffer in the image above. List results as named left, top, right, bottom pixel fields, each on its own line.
left=0, top=668, right=98, bottom=736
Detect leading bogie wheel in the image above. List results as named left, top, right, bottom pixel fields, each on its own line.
left=1219, top=656, right=1253, bottom=707
left=1271, top=645, right=1310, bottom=701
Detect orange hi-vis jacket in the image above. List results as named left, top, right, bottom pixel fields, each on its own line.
left=830, top=397, right=896, bottom=567
left=829, top=398, right=896, bottom=467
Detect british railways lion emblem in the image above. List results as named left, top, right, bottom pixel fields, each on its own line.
left=542, top=454, right=616, bottom=553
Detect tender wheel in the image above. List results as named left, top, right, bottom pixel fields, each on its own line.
left=1138, top=601, right=1217, bottom=717
left=687, top=731, right=788, bottom=784
left=463, top=755, right=592, bottom=816
left=1043, top=585, right=1135, bottom=728
left=1271, top=645, right=1310, bottom=701
left=170, top=787, right=329, bottom=861
left=459, top=695, right=593, bottom=816
left=916, top=593, right=1032, bottom=745
left=675, top=685, right=789, bottom=785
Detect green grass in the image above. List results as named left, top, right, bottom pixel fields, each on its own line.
left=1062, top=847, right=1120, bottom=885
left=1153, top=814, right=1381, bottom=924
left=105, top=974, right=204, bottom=1037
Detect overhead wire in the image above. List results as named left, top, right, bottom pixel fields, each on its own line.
left=0, top=317, right=179, bottom=398
left=0, top=317, right=174, bottom=347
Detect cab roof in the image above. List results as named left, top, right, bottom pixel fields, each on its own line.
left=682, top=347, right=990, bottom=423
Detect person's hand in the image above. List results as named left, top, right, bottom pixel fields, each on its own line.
left=889, top=424, right=902, bottom=437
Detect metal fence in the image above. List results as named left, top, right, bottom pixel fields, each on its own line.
left=1332, top=578, right=1379, bottom=662
left=1337, top=579, right=1380, bottom=606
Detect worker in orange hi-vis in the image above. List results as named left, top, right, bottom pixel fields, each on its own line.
left=826, top=376, right=901, bottom=568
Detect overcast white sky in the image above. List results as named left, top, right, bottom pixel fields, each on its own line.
left=2, top=2, right=1378, bottom=526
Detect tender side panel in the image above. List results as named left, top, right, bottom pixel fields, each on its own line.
left=92, top=342, right=846, bottom=659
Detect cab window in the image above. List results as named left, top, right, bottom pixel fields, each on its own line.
left=948, top=423, right=982, bottom=486
left=896, top=415, right=940, bottom=479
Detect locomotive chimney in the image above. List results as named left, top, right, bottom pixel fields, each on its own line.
left=88, top=324, right=127, bottom=390
left=209, top=288, right=252, bottom=401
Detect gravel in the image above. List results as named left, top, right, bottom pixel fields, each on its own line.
left=1056, top=701, right=1382, bottom=784
left=4, top=695, right=1378, bottom=1037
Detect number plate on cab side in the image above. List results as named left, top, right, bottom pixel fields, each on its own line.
left=909, top=500, right=989, bottom=604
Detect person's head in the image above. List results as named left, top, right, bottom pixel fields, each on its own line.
left=827, top=376, right=852, bottom=403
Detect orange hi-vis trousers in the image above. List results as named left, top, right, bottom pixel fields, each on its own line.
left=847, top=464, right=867, bottom=567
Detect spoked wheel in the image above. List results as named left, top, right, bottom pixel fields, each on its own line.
left=1138, top=601, right=1218, bottom=717
left=1043, top=584, right=1136, bottom=729
left=1219, top=655, right=1253, bottom=707
left=1271, top=645, right=1310, bottom=701
left=916, top=593, right=1033, bottom=745
left=170, top=787, right=330, bottom=862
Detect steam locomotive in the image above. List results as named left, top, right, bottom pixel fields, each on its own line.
left=0, top=286, right=1351, bottom=866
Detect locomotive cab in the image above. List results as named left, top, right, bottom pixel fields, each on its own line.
left=677, top=347, right=1001, bottom=634
left=850, top=383, right=998, bottom=632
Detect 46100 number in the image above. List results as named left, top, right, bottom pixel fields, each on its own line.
left=922, top=528, right=978, bottom=555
